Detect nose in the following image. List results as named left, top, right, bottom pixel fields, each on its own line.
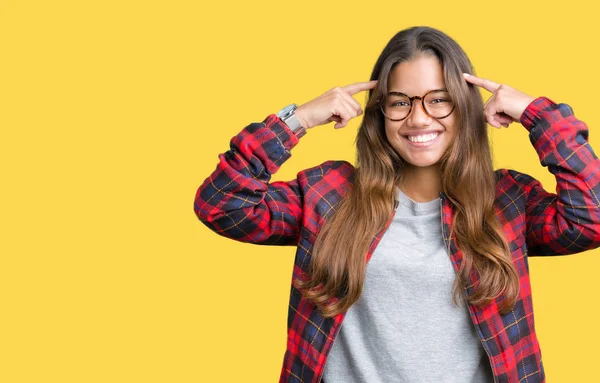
left=406, top=99, right=433, bottom=127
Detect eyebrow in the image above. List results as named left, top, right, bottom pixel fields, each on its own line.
left=387, top=88, right=448, bottom=96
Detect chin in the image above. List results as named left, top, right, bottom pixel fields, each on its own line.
left=404, top=160, right=441, bottom=168
left=400, top=153, right=443, bottom=168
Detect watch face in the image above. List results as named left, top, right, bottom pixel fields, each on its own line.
left=278, top=104, right=296, bottom=118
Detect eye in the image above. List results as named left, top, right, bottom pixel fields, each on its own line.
left=430, top=98, right=448, bottom=104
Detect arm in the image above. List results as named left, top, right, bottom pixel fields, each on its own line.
left=194, top=80, right=376, bottom=246
left=194, top=114, right=306, bottom=246
left=512, top=97, right=600, bottom=256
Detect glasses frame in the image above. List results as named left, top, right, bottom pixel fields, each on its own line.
left=380, top=89, right=456, bottom=122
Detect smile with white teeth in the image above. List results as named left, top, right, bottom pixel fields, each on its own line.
left=407, top=132, right=440, bottom=143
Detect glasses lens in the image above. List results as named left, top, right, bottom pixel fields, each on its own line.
left=383, top=94, right=411, bottom=121
left=383, top=91, right=454, bottom=120
left=424, top=90, right=454, bottom=118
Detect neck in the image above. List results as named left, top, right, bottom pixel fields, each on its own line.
left=398, top=164, right=442, bottom=202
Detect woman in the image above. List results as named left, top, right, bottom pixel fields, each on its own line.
left=194, top=26, right=600, bottom=383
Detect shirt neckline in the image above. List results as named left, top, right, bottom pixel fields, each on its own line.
left=395, top=186, right=440, bottom=215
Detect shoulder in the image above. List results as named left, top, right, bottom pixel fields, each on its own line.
left=492, top=168, right=542, bottom=235
left=297, top=160, right=355, bottom=188
left=494, top=168, right=542, bottom=192
left=297, top=160, right=355, bottom=232
left=494, top=168, right=547, bottom=216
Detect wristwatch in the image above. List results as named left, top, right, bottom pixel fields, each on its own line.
left=277, top=103, right=306, bottom=136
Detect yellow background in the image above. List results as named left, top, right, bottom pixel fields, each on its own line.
left=2, top=0, right=599, bottom=382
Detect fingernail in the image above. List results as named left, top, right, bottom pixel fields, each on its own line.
left=463, top=73, right=470, bottom=78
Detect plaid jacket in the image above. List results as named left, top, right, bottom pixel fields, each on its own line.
left=194, top=96, right=600, bottom=383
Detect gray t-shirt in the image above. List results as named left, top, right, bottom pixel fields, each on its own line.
left=322, top=187, right=495, bottom=382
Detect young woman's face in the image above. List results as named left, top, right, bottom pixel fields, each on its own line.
left=384, top=55, right=457, bottom=169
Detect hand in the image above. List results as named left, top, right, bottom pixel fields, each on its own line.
left=294, top=80, right=378, bottom=130
left=463, top=73, right=535, bottom=129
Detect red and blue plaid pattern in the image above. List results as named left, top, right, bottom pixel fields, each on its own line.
left=194, top=96, right=600, bottom=383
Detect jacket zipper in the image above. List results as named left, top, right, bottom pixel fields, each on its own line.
left=315, top=198, right=399, bottom=383
left=439, top=194, right=498, bottom=383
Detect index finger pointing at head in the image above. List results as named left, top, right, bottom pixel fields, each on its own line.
left=341, top=80, right=378, bottom=95
left=463, top=73, right=500, bottom=93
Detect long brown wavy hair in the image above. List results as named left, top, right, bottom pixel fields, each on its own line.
left=293, top=26, right=520, bottom=318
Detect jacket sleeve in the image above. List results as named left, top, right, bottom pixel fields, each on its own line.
left=510, top=96, right=600, bottom=256
left=193, top=114, right=307, bottom=246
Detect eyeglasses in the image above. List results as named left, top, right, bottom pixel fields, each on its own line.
left=380, top=89, right=456, bottom=121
